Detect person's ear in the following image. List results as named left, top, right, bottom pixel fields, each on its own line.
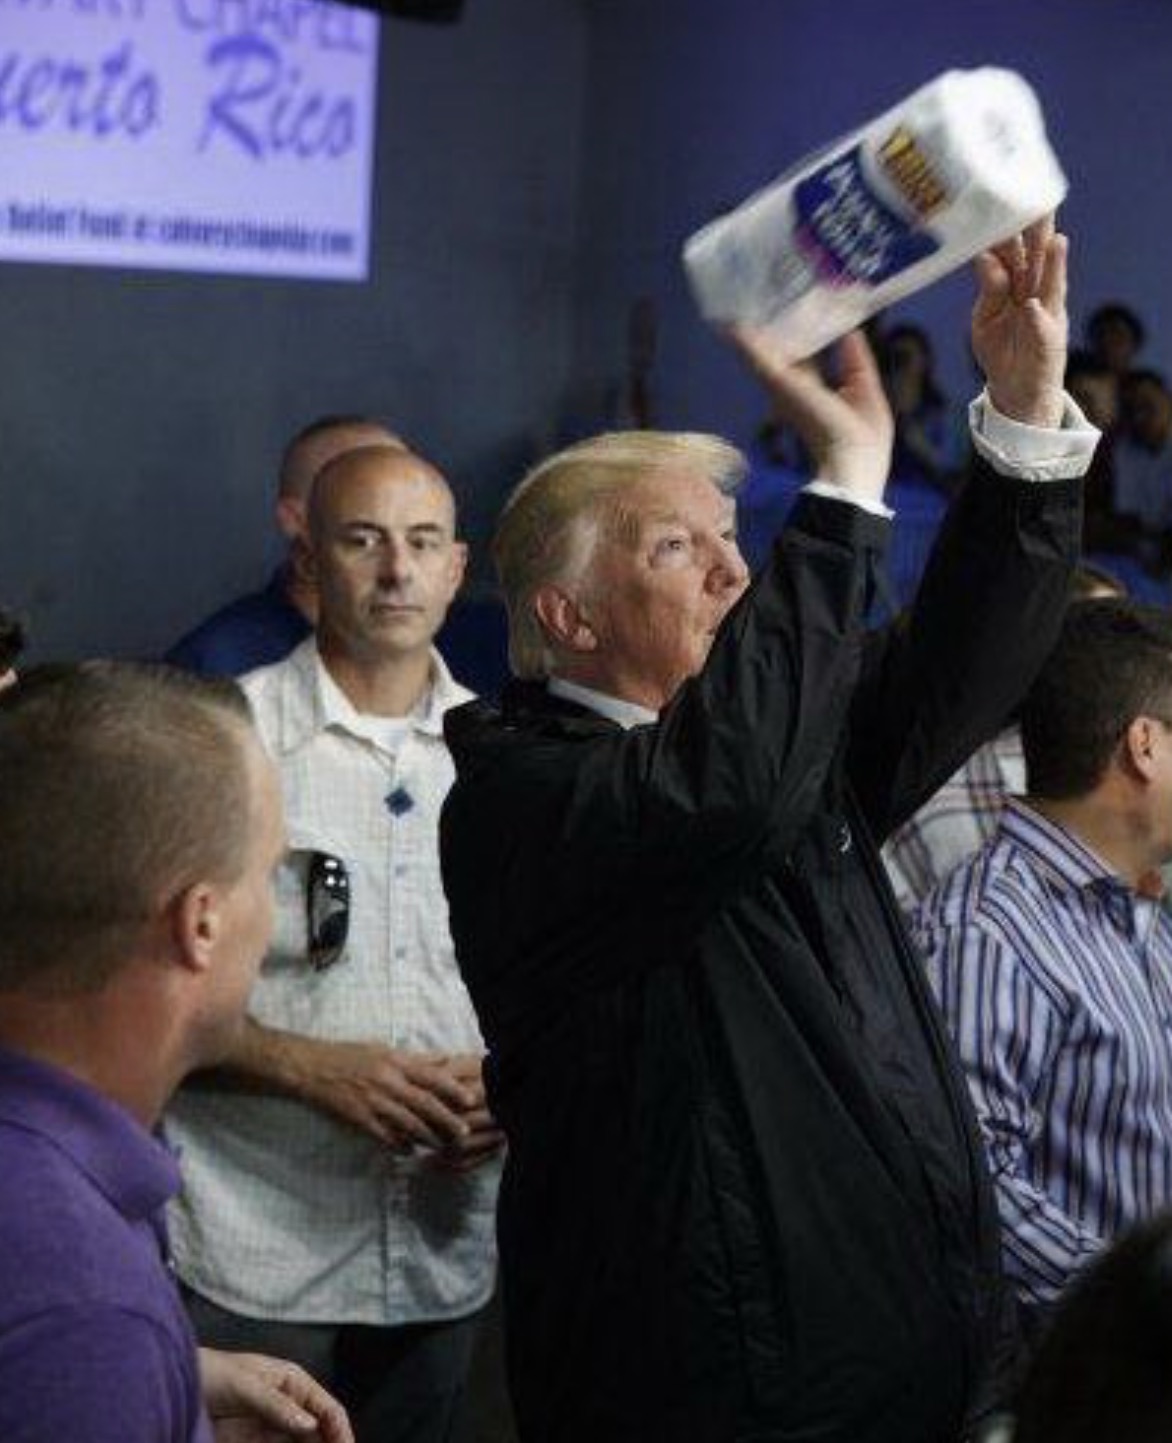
left=275, top=495, right=307, bottom=544
left=1122, top=715, right=1162, bottom=782
left=169, top=882, right=220, bottom=977
left=292, top=535, right=317, bottom=589
left=533, top=585, right=598, bottom=655
left=445, top=541, right=469, bottom=598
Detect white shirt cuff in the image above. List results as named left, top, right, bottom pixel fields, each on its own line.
left=802, top=480, right=894, bottom=520
left=969, top=389, right=1100, bottom=481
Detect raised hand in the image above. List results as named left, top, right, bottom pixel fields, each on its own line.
left=730, top=326, right=894, bottom=504
left=971, top=213, right=1068, bottom=429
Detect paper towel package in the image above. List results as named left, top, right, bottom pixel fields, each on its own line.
left=683, top=68, right=1068, bottom=360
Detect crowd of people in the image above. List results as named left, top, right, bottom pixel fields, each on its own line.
left=743, top=297, right=1172, bottom=615
left=5, top=216, right=1172, bottom=1443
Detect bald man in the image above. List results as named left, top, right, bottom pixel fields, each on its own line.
left=167, top=447, right=504, bottom=1443
left=166, top=416, right=405, bottom=676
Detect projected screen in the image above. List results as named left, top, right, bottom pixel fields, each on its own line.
left=0, top=2, right=380, bottom=282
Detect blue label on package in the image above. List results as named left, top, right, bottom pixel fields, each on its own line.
left=792, top=145, right=939, bottom=288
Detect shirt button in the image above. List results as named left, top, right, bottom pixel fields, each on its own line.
left=394, top=865, right=407, bottom=878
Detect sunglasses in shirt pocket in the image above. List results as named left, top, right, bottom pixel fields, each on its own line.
left=267, top=842, right=351, bottom=973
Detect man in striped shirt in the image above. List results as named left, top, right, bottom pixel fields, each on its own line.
left=914, top=599, right=1172, bottom=1330
left=884, top=565, right=1126, bottom=917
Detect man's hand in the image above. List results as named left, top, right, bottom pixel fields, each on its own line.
left=202, top=1022, right=489, bottom=1153
left=200, top=1348, right=353, bottom=1443
left=293, top=1039, right=477, bottom=1149
left=971, top=214, right=1068, bottom=429
left=427, top=1054, right=506, bottom=1173
left=428, top=1111, right=507, bottom=1172
left=729, top=326, right=894, bottom=504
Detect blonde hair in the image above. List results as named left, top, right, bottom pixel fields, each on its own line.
left=494, top=430, right=747, bottom=679
left=0, top=663, right=255, bottom=994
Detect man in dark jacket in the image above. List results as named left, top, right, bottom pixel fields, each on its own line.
left=440, top=222, right=1094, bottom=1443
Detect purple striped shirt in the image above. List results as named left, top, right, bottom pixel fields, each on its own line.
left=913, top=798, right=1172, bottom=1309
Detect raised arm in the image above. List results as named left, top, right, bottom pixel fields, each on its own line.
left=974, top=215, right=1069, bottom=428
left=605, top=327, right=898, bottom=861
left=729, top=324, right=894, bottom=504
left=847, top=219, right=1088, bottom=840
left=448, top=327, right=900, bottom=914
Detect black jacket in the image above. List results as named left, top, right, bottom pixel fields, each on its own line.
left=441, top=465, right=1082, bottom=1443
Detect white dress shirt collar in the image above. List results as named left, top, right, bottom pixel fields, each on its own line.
left=548, top=675, right=658, bottom=730
left=268, top=638, right=472, bottom=753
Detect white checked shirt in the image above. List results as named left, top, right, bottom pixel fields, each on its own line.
left=167, top=639, right=499, bottom=1325
left=883, top=728, right=1026, bottom=917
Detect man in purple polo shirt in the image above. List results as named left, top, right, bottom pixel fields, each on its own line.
left=0, top=662, right=352, bottom=1443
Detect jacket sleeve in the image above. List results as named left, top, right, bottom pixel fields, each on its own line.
left=536, top=492, right=891, bottom=896
left=846, top=457, right=1082, bottom=843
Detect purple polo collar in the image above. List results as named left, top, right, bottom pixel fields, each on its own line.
left=0, top=1044, right=180, bottom=1223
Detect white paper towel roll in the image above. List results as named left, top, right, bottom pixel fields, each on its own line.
left=683, top=68, right=1068, bottom=360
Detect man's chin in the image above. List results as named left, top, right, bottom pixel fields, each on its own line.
left=368, top=606, right=426, bottom=627
left=695, top=633, right=719, bottom=669
left=366, top=616, right=430, bottom=644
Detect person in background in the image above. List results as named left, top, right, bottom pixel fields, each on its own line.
left=1085, top=302, right=1146, bottom=379
left=733, top=406, right=808, bottom=570
left=915, top=601, right=1172, bottom=1339
left=880, top=321, right=970, bottom=491
left=169, top=445, right=502, bottom=1443
left=1066, top=352, right=1119, bottom=433
left=0, top=662, right=352, bottom=1443
left=884, top=564, right=1126, bottom=916
left=1011, top=1211, right=1172, bottom=1443
left=167, top=415, right=404, bottom=676
left=1064, top=351, right=1132, bottom=557
left=1114, top=369, right=1172, bottom=570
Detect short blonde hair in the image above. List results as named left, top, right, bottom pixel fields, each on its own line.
left=0, top=663, right=256, bottom=994
left=494, top=430, right=747, bottom=679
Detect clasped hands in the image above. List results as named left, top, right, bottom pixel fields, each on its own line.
left=297, top=1038, right=504, bottom=1170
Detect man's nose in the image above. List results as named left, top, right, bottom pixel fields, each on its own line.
left=709, top=538, right=749, bottom=594
left=378, top=539, right=413, bottom=585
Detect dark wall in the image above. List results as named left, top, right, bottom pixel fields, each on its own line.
left=5, top=0, right=1171, bottom=661
left=0, top=0, right=588, bottom=661
left=572, top=0, right=1172, bottom=445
